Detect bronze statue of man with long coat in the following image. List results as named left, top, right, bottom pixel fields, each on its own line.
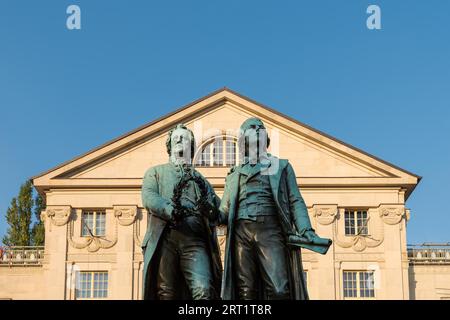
left=141, top=124, right=222, bottom=300
left=219, top=118, right=331, bottom=300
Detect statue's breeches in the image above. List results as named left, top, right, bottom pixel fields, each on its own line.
left=233, top=216, right=290, bottom=300
left=157, top=228, right=215, bottom=300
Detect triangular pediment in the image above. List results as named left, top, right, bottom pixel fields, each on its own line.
left=33, top=88, right=420, bottom=197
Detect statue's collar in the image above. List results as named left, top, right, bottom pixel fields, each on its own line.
left=169, top=159, right=194, bottom=175
left=238, top=153, right=274, bottom=176
left=241, top=153, right=271, bottom=167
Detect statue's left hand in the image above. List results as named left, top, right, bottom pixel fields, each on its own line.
left=199, top=199, right=219, bottom=221
left=303, top=230, right=318, bottom=242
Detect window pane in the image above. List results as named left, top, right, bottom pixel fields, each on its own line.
left=198, top=144, right=211, bottom=167
left=343, top=271, right=357, bottom=298
left=357, top=211, right=368, bottom=235
left=93, top=272, right=108, bottom=298
left=225, top=140, right=236, bottom=166
left=77, top=271, right=108, bottom=299
left=213, top=139, right=223, bottom=166
left=344, top=211, right=355, bottom=235
left=76, top=272, right=92, bottom=299
left=196, top=136, right=237, bottom=167
left=359, top=272, right=375, bottom=298
left=81, top=212, right=94, bottom=236
left=95, top=212, right=106, bottom=236
left=103, top=273, right=108, bottom=298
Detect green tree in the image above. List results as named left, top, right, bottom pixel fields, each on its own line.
left=17, top=180, right=33, bottom=246
left=2, top=197, right=21, bottom=246
left=31, top=193, right=46, bottom=246
left=2, top=180, right=45, bottom=246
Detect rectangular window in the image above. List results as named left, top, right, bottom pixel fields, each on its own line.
left=82, top=211, right=106, bottom=237
left=343, top=271, right=375, bottom=299
left=76, top=271, right=108, bottom=299
left=344, top=210, right=368, bottom=236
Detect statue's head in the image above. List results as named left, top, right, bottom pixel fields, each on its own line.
left=238, top=117, right=270, bottom=164
left=166, top=123, right=196, bottom=163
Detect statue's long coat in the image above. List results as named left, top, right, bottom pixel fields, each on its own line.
left=141, top=162, right=222, bottom=300
left=220, top=156, right=311, bottom=300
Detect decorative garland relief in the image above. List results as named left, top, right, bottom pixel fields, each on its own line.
left=311, top=204, right=405, bottom=252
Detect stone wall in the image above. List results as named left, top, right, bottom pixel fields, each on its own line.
left=409, top=265, right=450, bottom=299
left=0, top=267, right=46, bottom=299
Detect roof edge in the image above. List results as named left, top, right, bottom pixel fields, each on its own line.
left=224, top=87, right=422, bottom=180
left=32, top=87, right=229, bottom=181
left=32, top=86, right=421, bottom=187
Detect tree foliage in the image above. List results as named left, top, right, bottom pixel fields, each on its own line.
left=31, top=193, right=46, bottom=246
left=2, top=180, right=46, bottom=246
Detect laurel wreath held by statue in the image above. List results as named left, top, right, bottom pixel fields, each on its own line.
left=170, top=172, right=217, bottom=228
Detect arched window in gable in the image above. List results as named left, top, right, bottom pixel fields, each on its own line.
left=195, top=136, right=238, bottom=167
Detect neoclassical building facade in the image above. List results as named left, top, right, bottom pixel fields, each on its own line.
left=1, top=88, right=449, bottom=299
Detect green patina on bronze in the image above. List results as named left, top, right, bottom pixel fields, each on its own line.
left=141, top=124, right=222, bottom=300
left=219, top=117, right=332, bottom=300
left=141, top=120, right=330, bottom=300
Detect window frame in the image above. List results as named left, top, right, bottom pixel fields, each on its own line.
left=342, top=270, right=376, bottom=300
left=81, top=210, right=106, bottom=237
left=195, top=136, right=239, bottom=167
left=344, top=209, right=369, bottom=236
left=75, top=271, right=109, bottom=300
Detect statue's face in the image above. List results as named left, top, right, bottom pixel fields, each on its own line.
left=243, top=123, right=268, bottom=163
left=170, top=128, right=192, bottom=159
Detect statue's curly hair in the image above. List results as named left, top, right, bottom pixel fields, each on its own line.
left=165, top=123, right=196, bottom=159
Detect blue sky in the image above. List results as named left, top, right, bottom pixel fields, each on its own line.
left=0, top=0, right=449, bottom=245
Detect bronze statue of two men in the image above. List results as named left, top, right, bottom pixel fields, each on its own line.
left=141, top=118, right=331, bottom=300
